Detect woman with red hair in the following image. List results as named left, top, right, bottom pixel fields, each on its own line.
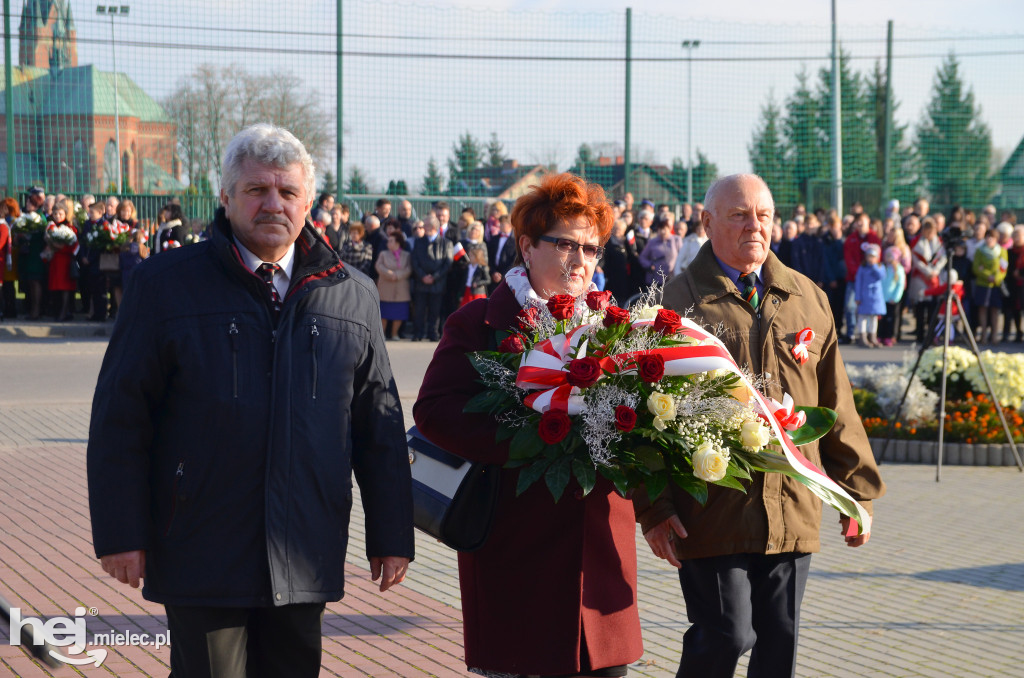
left=415, top=173, right=642, bottom=677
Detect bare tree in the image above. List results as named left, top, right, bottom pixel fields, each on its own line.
left=163, top=63, right=332, bottom=193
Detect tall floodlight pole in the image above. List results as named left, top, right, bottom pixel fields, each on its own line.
left=682, top=39, right=700, bottom=205
left=830, top=0, right=843, bottom=212
left=98, top=5, right=130, bottom=193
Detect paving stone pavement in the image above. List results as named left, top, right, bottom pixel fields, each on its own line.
left=0, top=340, right=1023, bottom=676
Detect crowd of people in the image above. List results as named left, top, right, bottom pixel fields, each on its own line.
left=2, top=183, right=1019, bottom=350
left=0, top=188, right=195, bottom=322
left=311, top=192, right=1021, bottom=350
left=770, top=198, right=1022, bottom=347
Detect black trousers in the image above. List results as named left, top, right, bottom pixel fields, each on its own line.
left=413, top=290, right=444, bottom=340
left=165, top=603, right=325, bottom=678
left=675, top=553, right=811, bottom=678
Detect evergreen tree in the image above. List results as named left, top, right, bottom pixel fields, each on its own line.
left=574, top=143, right=596, bottom=179
left=575, top=143, right=595, bottom=166
left=783, top=69, right=827, bottom=204
left=866, top=62, right=922, bottom=206
left=691, top=149, right=719, bottom=202
left=319, top=170, right=338, bottom=197
left=916, top=53, right=996, bottom=207
left=422, top=157, right=444, bottom=195
left=749, top=94, right=797, bottom=207
left=486, top=132, right=506, bottom=168
left=345, top=166, right=369, bottom=195
left=386, top=180, right=409, bottom=196
left=448, top=131, right=484, bottom=188
left=815, top=48, right=877, bottom=183
left=667, top=151, right=719, bottom=203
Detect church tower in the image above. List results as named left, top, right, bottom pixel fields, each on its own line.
left=18, top=0, right=78, bottom=69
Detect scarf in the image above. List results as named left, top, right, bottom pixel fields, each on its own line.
left=977, top=242, right=1001, bottom=263
left=504, top=265, right=598, bottom=309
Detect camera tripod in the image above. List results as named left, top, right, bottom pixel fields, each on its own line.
left=878, top=250, right=1024, bottom=480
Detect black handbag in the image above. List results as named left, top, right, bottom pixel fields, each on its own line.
left=407, top=426, right=500, bottom=552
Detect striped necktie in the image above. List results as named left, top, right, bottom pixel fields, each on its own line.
left=257, top=263, right=283, bottom=317
left=738, top=272, right=759, bottom=309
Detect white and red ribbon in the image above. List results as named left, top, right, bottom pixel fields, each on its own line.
left=767, top=393, right=807, bottom=431
left=791, top=328, right=814, bottom=365
left=513, top=316, right=871, bottom=535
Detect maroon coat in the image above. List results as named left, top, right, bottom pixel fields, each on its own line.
left=413, top=281, right=643, bottom=676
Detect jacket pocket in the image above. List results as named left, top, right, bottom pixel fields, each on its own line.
left=228, top=320, right=240, bottom=399
left=310, top=317, right=320, bottom=400
left=163, top=461, right=186, bottom=537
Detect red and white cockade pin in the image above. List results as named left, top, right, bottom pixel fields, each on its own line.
left=791, top=327, right=814, bottom=365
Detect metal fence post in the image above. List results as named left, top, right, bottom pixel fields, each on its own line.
left=342, top=0, right=350, bottom=199
left=623, top=7, right=632, bottom=199
left=882, top=20, right=894, bottom=208
left=4, top=0, right=14, bottom=195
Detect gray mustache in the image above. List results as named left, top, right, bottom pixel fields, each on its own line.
left=255, top=214, right=290, bottom=226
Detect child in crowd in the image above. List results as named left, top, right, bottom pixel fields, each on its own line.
left=878, top=246, right=907, bottom=346
left=972, top=227, right=1008, bottom=344
left=854, top=243, right=886, bottom=347
left=460, top=246, right=490, bottom=307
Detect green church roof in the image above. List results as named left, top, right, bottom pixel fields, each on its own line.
left=0, top=64, right=170, bottom=123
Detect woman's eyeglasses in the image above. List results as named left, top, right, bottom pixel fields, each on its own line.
left=538, top=235, right=605, bottom=260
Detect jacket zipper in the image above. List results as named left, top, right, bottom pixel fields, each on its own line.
left=310, top=318, right=319, bottom=400
left=163, top=462, right=184, bottom=537
left=229, top=321, right=239, bottom=399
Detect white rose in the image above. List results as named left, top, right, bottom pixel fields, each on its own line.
left=647, top=392, right=676, bottom=420
left=740, top=420, right=772, bottom=450
left=652, top=416, right=667, bottom=431
left=692, top=442, right=729, bottom=482
left=633, top=304, right=664, bottom=321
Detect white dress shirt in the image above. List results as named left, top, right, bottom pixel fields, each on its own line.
left=234, top=239, right=295, bottom=300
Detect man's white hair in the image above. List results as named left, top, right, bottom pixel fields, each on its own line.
left=703, top=173, right=774, bottom=216
left=221, top=123, right=315, bottom=200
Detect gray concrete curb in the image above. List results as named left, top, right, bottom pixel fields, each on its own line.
left=0, top=320, right=114, bottom=339
left=871, top=438, right=1024, bottom=467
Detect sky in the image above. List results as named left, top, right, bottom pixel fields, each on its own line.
left=44, top=0, right=1024, bottom=194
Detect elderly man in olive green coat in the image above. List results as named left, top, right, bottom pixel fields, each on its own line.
left=634, top=174, right=885, bottom=678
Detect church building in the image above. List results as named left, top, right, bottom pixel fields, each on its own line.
left=0, top=0, right=181, bottom=193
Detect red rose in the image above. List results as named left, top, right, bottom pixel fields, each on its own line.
left=498, top=335, right=525, bottom=353
left=546, top=294, right=576, bottom=321
left=538, top=409, right=572, bottom=444
left=638, top=353, right=666, bottom=383
left=614, top=405, right=637, bottom=432
left=653, top=308, right=682, bottom=335
left=586, top=290, right=613, bottom=312
left=566, top=356, right=603, bottom=388
left=603, top=306, right=631, bottom=327
left=517, top=307, right=540, bottom=332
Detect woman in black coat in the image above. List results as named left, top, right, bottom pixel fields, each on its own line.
left=602, top=218, right=638, bottom=305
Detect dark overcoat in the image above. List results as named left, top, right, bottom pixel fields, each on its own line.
left=88, top=209, right=414, bottom=607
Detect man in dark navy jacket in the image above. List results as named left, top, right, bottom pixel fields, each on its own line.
left=87, top=124, right=414, bottom=677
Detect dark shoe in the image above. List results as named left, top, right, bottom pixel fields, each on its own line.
left=411, top=337, right=422, bottom=342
